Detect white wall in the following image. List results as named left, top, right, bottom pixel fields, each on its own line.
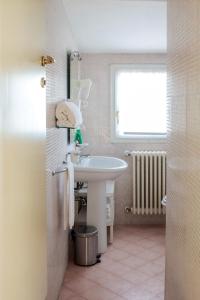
left=166, top=0, right=200, bottom=299
left=81, top=53, right=167, bottom=224
left=46, top=0, right=78, bottom=299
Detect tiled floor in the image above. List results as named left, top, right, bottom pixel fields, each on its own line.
left=59, top=225, right=165, bottom=300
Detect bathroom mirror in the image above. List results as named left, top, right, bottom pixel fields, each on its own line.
left=67, top=52, right=71, bottom=144
left=67, top=51, right=81, bottom=143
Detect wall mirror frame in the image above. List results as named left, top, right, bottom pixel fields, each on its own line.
left=67, top=52, right=71, bottom=144
left=67, top=50, right=82, bottom=144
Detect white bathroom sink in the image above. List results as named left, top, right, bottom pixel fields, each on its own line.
left=74, top=155, right=128, bottom=253
left=74, top=155, right=128, bottom=181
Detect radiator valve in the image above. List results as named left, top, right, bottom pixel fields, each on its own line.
left=125, top=207, right=133, bottom=214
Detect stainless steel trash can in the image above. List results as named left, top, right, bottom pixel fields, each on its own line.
left=74, top=225, right=100, bottom=266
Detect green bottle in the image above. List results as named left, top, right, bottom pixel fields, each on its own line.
left=74, top=128, right=83, bottom=144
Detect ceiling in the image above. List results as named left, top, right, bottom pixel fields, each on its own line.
left=63, top=0, right=167, bottom=53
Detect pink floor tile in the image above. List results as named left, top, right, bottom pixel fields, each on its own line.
left=112, top=239, right=131, bottom=250
left=104, top=248, right=130, bottom=261
left=136, top=238, right=159, bottom=249
left=136, top=249, right=163, bottom=261
left=70, top=297, right=86, bottom=300
left=154, top=255, right=166, bottom=265
left=121, top=269, right=150, bottom=285
left=123, top=287, right=154, bottom=300
left=154, top=291, right=165, bottom=300
left=139, top=261, right=165, bottom=276
left=122, top=244, right=145, bottom=256
left=82, top=267, right=109, bottom=281
left=102, top=261, right=132, bottom=276
left=65, top=277, right=96, bottom=294
left=91, top=272, right=119, bottom=286
left=98, top=256, right=114, bottom=269
left=120, top=234, right=143, bottom=243
left=81, top=284, right=118, bottom=300
left=95, top=275, right=133, bottom=295
left=150, top=245, right=165, bottom=256
left=59, top=225, right=165, bottom=300
left=58, top=288, right=76, bottom=300
left=120, top=255, right=146, bottom=268
left=63, top=270, right=83, bottom=284
left=144, top=275, right=165, bottom=294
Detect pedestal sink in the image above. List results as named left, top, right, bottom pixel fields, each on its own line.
left=74, top=156, right=128, bottom=253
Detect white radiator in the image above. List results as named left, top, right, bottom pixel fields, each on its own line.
left=131, top=151, right=166, bottom=215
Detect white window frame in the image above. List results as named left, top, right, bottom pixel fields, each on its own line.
left=110, top=64, right=167, bottom=143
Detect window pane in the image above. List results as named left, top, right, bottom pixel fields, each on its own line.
left=115, top=69, right=167, bottom=136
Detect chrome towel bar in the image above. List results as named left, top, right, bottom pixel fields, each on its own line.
left=52, top=167, right=68, bottom=176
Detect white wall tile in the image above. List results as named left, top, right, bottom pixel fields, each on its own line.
left=166, top=1, right=200, bottom=299
left=46, top=1, right=77, bottom=299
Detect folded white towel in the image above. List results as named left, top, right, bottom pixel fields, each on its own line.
left=63, top=156, right=75, bottom=230
left=56, top=100, right=82, bottom=128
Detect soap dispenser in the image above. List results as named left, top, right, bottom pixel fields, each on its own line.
left=71, top=129, right=83, bottom=164
left=74, top=128, right=83, bottom=145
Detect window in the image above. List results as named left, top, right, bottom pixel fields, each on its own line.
left=111, top=64, right=167, bottom=141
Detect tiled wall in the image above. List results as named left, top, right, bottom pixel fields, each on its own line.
left=166, top=1, right=200, bottom=299
left=81, top=54, right=167, bottom=224
left=46, top=1, right=77, bottom=299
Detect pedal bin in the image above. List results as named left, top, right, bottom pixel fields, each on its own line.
left=73, top=225, right=100, bottom=266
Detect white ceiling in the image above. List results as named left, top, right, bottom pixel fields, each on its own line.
left=63, top=0, right=167, bottom=53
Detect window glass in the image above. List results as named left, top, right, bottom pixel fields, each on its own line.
left=113, top=65, right=167, bottom=139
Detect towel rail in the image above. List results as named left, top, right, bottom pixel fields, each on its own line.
left=52, top=167, right=68, bottom=176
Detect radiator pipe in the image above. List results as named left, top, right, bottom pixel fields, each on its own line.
left=124, top=150, right=132, bottom=157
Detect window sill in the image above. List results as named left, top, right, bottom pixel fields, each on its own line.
left=111, top=135, right=167, bottom=144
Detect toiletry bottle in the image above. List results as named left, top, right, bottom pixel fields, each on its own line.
left=74, top=128, right=83, bottom=145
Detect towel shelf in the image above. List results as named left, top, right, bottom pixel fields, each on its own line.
left=56, top=125, right=75, bottom=129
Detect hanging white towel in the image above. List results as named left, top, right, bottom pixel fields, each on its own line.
left=56, top=100, right=82, bottom=128
left=63, top=156, right=75, bottom=230
left=79, top=79, right=92, bottom=101
left=71, top=79, right=92, bottom=102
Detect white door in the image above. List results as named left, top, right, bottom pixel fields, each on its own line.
left=0, top=0, right=47, bottom=299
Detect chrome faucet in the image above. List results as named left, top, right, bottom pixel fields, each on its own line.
left=75, top=142, right=89, bottom=150
left=67, top=143, right=90, bottom=164
left=63, top=152, right=71, bottom=164
left=80, top=154, right=90, bottom=158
